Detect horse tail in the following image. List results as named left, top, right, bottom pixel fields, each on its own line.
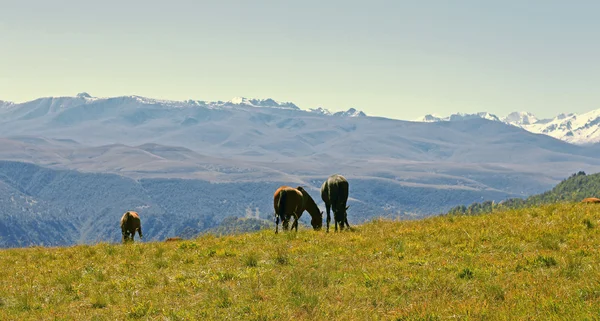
left=278, top=189, right=287, bottom=219
left=121, top=212, right=129, bottom=228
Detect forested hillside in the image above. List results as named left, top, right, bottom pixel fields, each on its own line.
left=448, top=171, right=598, bottom=215
left=0, top=161, right=512, bottom=247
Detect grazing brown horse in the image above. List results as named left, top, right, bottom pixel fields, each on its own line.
left=165, top=237, right=182, bottom=242
left=120, top=211, right=143, bottom=243
left=321, top=174, right=350, bottom=232
left=582, top=197, right=600, bottom=203
left=273, top=185, right=323, bottom=233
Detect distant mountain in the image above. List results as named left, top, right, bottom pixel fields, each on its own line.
left=503, top=111, right=540, bottom=126
left=518, top=110, right=600, bottom=145
left=0, top=100, right=14, bottom=109
left=333, top=108, right=367, bottom=117
left=416, top=112, right=500, bottom=123
left=0, top=93, right=366, bottom=119
left=416, top=109, right=600, bottom=145
left=308, top=107, right=332, bottom=115
left=226, top=97, right=300, bottom=110
left=307, top=106, right=366, bottom=117
left=2, top=93, right=600, bottom=187
left=4, top=93, right=600, bottom=246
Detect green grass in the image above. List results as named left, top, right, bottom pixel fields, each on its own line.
left=1, top=203, right=600, bottom=320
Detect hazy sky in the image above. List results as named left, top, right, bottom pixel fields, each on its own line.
left=1, top=0, right=599, bottom=120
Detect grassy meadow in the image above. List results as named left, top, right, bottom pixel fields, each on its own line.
left=0, top=203, right=599, bottom=320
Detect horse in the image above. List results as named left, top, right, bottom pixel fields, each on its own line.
left=165, top=237, right=183, bottom=242
left=321, top=174, right=350, bottom=232
left=273, top=185, right=323, bottom=233
left=120, top=211, right=143, bottom=243
left=582, top=197, right=600, bottom=203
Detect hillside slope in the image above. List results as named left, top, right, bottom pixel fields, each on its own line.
left=0, top=203, right=598, bottom=320
left=0, top=180, right=77, bottom=247
left=449, top=171, right=600, bottom=215
left=0, top=160, right=515, bottom=247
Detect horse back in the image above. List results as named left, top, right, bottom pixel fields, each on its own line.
left=274, top=186, right=303, bottom=215
left=128, top=211, right=140, bottom=220
left=121, top=211, right=141, bottom=231
left=326, top=175, right=349, bottom=204
left=582, top=197, right=600, bottom=203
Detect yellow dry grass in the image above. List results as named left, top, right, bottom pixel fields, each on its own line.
left=0, top=203, right=599, bottom=320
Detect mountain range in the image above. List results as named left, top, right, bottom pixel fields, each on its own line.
left=416, top=109, right=600, bottom=145
left=2, top=93, right=600, bottom=246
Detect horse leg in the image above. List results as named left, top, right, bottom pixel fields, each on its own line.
left=334, top=213, right=339, bottom=232
left=325, top=203, right=331, bottom=233
left=275, top=216, right=280, bottom=234
left=138, top=227, right=143, bottom=239
left=123, top=230, right=132, bottom=243
left=331, top=204, right=339, bottom=232
left=291, top=213, right=299, bottom=232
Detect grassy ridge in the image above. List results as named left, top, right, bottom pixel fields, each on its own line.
left=1, top=203, right=599, bottom=320
left=448, top=171, right=599, bottom=215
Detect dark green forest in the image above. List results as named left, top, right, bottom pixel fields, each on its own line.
left=448, top=171, right=596, bottom=215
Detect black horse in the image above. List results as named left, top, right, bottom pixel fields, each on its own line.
left=321, top=174, right=350, bottom=232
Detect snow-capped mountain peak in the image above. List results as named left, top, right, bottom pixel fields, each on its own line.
left=415, top=112, right=500, bottom=123
left=308, top=107, right=332, bottom=115
left=503, top=111, right=539, bottom=125
left=333, top=108, right=367, bottom=117
left=459, top=112, right=500, bottom=122
left=556, top=113, right=575, bottom=120
left=521, top=109, right=600, bottom=144
left=1, top=93, right=370, bottom=120
left=0, top=100, right=15, bottom=109
left=227, top=97, right=300, bottom=110
left=229, top=97, right=253, bottom=105
left=415, top=114, right=445, bottom=122
left=415, top=108, right=600, bottom=145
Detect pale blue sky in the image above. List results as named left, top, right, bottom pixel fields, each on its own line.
left=1, top=0, right=599, bottom=120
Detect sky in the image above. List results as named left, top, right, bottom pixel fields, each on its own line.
left=1, top=0, right=599, bottom=120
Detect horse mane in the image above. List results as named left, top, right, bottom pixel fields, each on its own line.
left=297, top=186, right=321, bottom=218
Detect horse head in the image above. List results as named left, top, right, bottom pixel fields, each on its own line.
left=311, top=211, right=323, bottom=230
